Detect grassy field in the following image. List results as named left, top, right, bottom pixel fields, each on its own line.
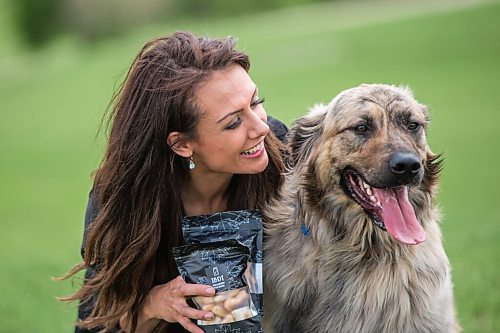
left=1, top=0, right=499, bottom=332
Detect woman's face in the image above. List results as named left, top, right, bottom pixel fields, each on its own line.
left=189, top=64, right=270, bottom=176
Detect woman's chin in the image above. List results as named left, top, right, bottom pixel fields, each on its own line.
left=251, top=154, right=269, bottom=174
left=239, top=152, right=269, bottom=174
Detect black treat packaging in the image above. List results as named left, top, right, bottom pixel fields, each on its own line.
left=172, top=240, right=262, bottom=333
left=181, top=210, right=264, bottom=317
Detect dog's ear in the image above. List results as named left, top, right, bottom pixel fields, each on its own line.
left=288, top=104, right=327, bottom=167
left=422, top=150, right=443, bottom=194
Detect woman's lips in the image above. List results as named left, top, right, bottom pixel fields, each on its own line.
left=240, top=141, right=265, bottom=158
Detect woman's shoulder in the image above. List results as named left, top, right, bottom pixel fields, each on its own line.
left=267, top=116, right=288, bottom=144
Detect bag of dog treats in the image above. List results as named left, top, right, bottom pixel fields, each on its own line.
left=172, top=240, right=262, bottom=333
left=181, top=210, right=264, bottom=317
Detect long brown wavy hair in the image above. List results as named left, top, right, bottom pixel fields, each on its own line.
left=61, top=31, right=284, bottom=332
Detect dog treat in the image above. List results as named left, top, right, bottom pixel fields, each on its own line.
left=172, top=240, right=261, bottom=332
left=194, top=287, right=257, bottom=325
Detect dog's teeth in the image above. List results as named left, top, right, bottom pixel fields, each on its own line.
left=369, top=195, right=377, bottom=203
left=362, top=181, right=373, bottom=195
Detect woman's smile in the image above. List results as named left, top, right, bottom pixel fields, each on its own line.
left=241, top=141, right=265, bottom=158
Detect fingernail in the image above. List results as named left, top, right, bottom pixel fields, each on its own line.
left=204, top=312, right=214, bottom=320
left=206, top=287, right=215, bottom=295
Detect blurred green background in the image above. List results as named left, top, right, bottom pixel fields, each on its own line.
left=1, top=0, right=499, bottom=332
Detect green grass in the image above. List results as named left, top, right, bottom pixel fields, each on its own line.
left=1, top=0, right=499, bottom=332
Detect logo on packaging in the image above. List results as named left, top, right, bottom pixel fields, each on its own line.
left=205, top=265, right=227, bottom=290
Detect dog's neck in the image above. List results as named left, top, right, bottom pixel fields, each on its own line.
left=295, top=191, right=434, bottom=262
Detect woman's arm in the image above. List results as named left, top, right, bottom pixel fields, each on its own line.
left=77, top=191, right=216, bottom=333
left=75, top=191, right=102, bottom=333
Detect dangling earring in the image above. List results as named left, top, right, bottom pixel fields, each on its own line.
left=188, top=156, right=196, bottom=170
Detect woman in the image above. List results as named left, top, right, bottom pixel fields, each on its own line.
left=62, top=31, right=287, bottom=333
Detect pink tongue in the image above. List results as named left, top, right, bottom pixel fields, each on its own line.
left=372, top=186, right=426, bottom=245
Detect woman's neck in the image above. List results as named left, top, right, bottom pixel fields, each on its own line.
left=181, top=171, right=233, bottom=216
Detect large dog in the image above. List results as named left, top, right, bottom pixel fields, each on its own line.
left=263, top=84, right=459, bottom=333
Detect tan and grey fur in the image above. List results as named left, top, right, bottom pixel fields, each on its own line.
left=263, top=84, right=459, bottom=333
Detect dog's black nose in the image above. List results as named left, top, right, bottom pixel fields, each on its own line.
left=389, top=152, right=421, bottom=183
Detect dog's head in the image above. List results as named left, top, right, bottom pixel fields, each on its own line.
left=289, top=84, right=441, bottom=245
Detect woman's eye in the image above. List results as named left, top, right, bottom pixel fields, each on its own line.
left=226, top=117, right=241, bottom=130
left=407, top=122, right=420, bottom=131
left=251, top=97, right=265, bottom=109
left=355, top=124, right=369, bottom=133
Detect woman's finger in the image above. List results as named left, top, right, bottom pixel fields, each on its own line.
left=177, top=316, right=204, bottom=333
left=180, top=283, right=215, bottom=297
left=180, top=305, right=214, bottom=321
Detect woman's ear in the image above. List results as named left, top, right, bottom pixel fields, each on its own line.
left=167, top=132, right=193, bottom=158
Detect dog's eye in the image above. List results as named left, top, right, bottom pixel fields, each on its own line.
left=407, top=122, right=420, bottom=131
left=356, top=125, right=369, bottom=133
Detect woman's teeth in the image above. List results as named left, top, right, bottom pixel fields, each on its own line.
left=241, top=142, right=263, bottom=155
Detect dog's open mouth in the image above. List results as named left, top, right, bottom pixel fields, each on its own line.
left=341, top=170, right=426, bottom=245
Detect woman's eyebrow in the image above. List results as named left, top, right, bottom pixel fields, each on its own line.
left=216, top=87, right=258, bottom=123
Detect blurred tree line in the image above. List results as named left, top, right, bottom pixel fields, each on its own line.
left=10, top=0, right=333, bottom=48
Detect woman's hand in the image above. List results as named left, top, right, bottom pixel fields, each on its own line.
left=142, top=275, right=216, bottom=333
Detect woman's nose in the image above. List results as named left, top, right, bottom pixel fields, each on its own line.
left=248, top=108, right=269, bottom=139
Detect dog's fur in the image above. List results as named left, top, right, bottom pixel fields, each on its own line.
left=263, top=84, right=459, bottom=333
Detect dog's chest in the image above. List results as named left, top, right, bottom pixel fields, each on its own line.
left=307, top=251, right=453, bottom=333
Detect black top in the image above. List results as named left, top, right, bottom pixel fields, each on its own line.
left=75, top=116, right=288, bottom=333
